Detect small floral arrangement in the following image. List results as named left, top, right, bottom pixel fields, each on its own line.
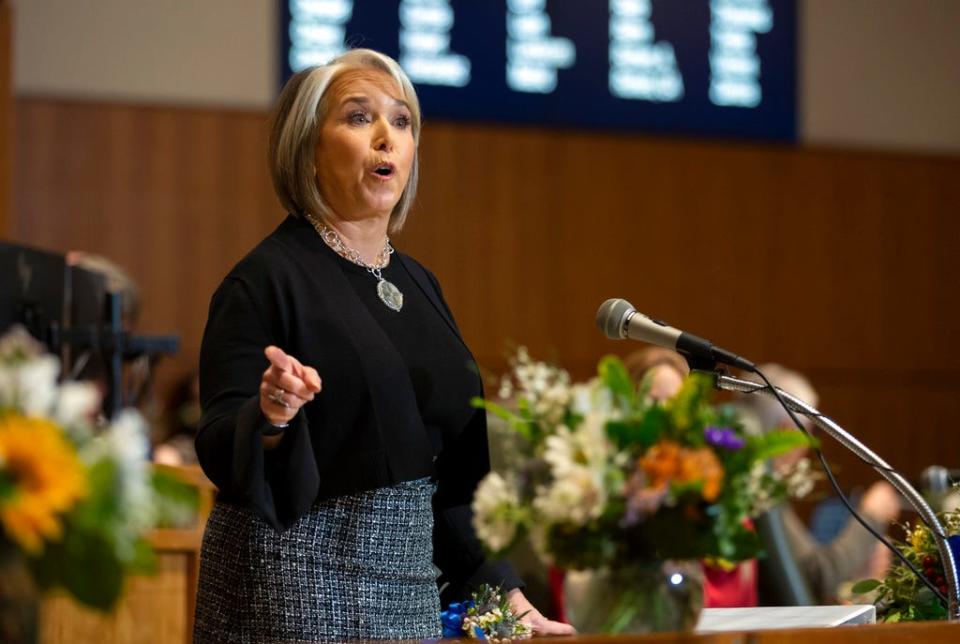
left=471, top=349, right=815, bottom=570
left=0, top=326, right=196, bottom=610
left=441, top=585, right=532, bottom=641
left=852, top=506, right=960, bottom=622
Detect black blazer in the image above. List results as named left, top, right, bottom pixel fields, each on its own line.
left=196, top=215, right=519, bottom=600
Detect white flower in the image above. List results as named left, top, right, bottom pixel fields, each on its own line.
left=472, top=472, right=521, bottom=552
left=744, top=461, right=779, bottom=516
left=542, top=414, right=610, bottom=477
left=782, top=457, right=821, bottom=499
left=497, top=375, right=513, bottom=400
left=533, top=465, right=606, bottom=526
left=54, top=381, right=100, bottom=435
left=85, top=410, right=155, bottom=544
left=1, top=354, right=60, bottom=416
left=534, top=413, right=617, bottom=527
left=570, top=380, right=614, bottom=416
left=510, top=349, right=572, bottom=424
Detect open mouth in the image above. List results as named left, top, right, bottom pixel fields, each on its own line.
left=371, top=163, right=396, bottom=178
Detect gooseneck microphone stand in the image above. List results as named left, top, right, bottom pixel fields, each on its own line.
left=711, top=371, right=960, bottom=620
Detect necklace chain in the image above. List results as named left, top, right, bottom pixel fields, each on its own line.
left=304, top=213, right=394, bottom=280
left=303, top=213, right=404, bottom=312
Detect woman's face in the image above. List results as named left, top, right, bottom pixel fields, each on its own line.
left=315, top=70, right=416, bottom=222
left=646, top=364, right=685, bottom=402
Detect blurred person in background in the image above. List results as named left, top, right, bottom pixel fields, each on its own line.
left=153, top=369, right=200, bottom=466
left=65, top=251, right=155, bottom=419
left=623, top=345, right=689, bottom=402
left=66, top=251, right=141, bottom=329
left=736, top=363, right=899, bottom=603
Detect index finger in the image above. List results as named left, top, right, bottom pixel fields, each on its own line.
left=264, top=346, right=293, bottom=373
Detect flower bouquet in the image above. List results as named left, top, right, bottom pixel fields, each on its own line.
left=441, top=585, right=532, bottom=641
left=852, top=506, right=960, bottom=622
left=471, top=349, right=814, bottom=633
left=0, top=326, right=197, bottom=633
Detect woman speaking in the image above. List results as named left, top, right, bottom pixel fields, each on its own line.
left=192, top=49, right=572, bottom=641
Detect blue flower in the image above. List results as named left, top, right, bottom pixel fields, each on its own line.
left=440, top=600, right=476, bottom=638
left=473, top=624, right=487, bottom=640
left=704, top=425, right=745, bottom=450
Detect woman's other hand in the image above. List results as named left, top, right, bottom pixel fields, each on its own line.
left=507, top=589, right=576, bottom=637
left=260, top=346, right=323, bottom=426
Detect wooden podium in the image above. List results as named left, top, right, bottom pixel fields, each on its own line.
left=38, top=465, right=215, bottom=644
left=32, top=465, right=960, bottom=643
left=534, top=622, right=959, bottom=643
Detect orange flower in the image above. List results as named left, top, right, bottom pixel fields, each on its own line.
left=677, top=447, right=724, bottom=502
left=639, top=440, right=725, bottom=502
left=639, top=440, right=681, bottom=487
left=0, top=415, right=88, bottom=552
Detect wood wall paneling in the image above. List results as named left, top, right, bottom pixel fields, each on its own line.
left=0, top=0, right=11, bottom=237
left=13, top=96, right=960, bottom=489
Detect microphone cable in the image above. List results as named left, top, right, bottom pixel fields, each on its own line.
left=749, top=365, right=949, bottom=607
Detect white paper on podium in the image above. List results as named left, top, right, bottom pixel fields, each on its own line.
left=695, top=605, right=876, bottom=632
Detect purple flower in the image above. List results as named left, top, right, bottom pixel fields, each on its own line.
left=704, top=425, right=745, bottom=450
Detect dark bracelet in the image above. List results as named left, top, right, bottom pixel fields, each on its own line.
left=261, top=421, right=288, bottom=436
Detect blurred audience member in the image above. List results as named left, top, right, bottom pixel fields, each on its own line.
left=623, top=345, right=689, bottom=402
left=154, top=370, right=201, bottom=466
left=65, top=251, right=154, bottom=419
left=67, top=251, right=141, bottom=329
left=737, top=364, right=898, bottom=603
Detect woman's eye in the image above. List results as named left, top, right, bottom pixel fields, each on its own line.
left=348, top=111, right=369, bottom=125
left=394, top=115, right=411, bottom=129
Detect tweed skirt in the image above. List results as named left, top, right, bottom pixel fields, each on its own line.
left=193, top=478, right=441, bottom=643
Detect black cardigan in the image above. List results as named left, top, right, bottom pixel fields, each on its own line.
left=196, top=215, right=519, bottom=601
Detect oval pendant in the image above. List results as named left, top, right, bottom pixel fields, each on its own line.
left=377, top=279, right=404, bottom=312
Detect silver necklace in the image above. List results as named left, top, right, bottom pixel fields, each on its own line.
left=305, top=213, right=404, bottom=312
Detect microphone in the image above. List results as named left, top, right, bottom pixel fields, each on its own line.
left=596, top=298, right=755, bottom=372
left=922, top=466, right=959, bottom=495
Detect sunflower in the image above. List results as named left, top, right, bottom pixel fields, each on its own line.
left=0, top=414, right=88, bottom=552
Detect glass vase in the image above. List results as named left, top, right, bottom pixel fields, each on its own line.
left=564, top=560, right=704, bottom=634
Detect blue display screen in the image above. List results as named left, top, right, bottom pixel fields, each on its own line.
left=281, top=1, right=796, bottom=141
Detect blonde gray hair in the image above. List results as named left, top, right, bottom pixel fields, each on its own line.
left=268, top=49, right=422, bottom=233
left=744, top=363, right=820, bottom=432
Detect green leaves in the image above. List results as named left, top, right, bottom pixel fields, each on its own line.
left=747, top=429, right=815, bottom=462
left=851, top=578, right=882, bottom=594
left=664, top=373, right=713, bottom=437
left=605, top=414, right=661, bottom=451
left=472, top=396, right=540, bottom=444
left=598, top=355, right=638, bottom=409
left=29, top=522, right=127, bottom=611
left=863, top=514, right=958, bottom=623
left=151, top=470, right=199, bottom=529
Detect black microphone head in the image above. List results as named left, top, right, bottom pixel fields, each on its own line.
left=596, top=298, right=635, bottom=340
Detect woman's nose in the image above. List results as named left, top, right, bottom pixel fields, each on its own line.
left=373, top=120, right=393, bottom=152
